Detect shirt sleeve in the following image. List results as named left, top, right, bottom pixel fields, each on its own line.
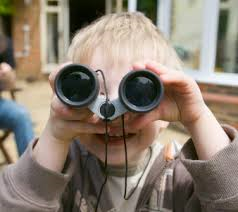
left=180, top=125, right=238, bottom=211
left=0, top=139, right=74, bottom=212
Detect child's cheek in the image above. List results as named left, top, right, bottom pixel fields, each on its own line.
left=139, top=123, right=159, bottom=146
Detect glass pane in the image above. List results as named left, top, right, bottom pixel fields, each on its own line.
left=122, top=0, right=128, bottom=11
left=215, top=0, right=238, bottom=73
left=47, top=0, right=58, bottom=6
left=46, top=13, right=59, bottom=64
left=170, top=0, right=204, bottom=70
left=108, top=0, right=128, bottom=13
left=137, top=0, right=157, bottom=24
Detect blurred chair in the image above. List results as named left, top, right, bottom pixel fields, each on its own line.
left=0, top=88, right=22, bottom=164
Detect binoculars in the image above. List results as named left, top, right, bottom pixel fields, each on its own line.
left=55, top=64, right=164, bottom=120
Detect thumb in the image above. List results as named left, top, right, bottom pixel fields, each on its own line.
left=129, top=109, right=160, bottom=130
left=48, top=62, right=72, bottom=91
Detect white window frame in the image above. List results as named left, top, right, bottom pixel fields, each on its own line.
left=40, top=0, right=69, bottom=73
left=157, top=0, right=238, bottom=87
left=157, top=0, right=171, bottom=38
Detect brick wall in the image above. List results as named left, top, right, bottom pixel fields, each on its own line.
left=199, top=83, right=238, bottom=128
left=12, top=1, right=41, bottom=80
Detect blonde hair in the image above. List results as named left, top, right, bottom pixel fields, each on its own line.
left=68, top=12, right=182, bottom=70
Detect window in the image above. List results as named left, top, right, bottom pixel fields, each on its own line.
left=215, top=0, right=238, bottom=73
left=106, top=0, right=128, bottom=13
left=47, top=0, right=58, bottom=6
left=46, top=13, right=59, bottom=64
left=157, top=0, right=238, bottom=86
left=137, top=0, right=157, bottom=24
left=170, top=0, right=205, bottom=70
left=41, top=0, right=69, bottom=73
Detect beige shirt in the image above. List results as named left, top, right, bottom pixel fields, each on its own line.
left=107, top=142, right=163, bottom=212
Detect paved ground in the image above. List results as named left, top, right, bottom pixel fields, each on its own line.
left=0, top=80, right=189, bottom=164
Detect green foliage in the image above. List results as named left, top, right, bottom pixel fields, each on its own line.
left=0, top=0, right=14, bottom=15
left=137, top=0, right=157, bottom=24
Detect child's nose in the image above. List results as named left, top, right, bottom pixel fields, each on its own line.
left=106, top=85, right=119, bottom=100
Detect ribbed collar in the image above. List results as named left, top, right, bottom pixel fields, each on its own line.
left=99, top=148, right=152, bottom=177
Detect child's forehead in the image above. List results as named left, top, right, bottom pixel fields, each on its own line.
left=87, top=50, right=135, bottom=95
left=88, top=48, right=134, bottom=73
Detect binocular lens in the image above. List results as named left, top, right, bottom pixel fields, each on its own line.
left=55, top=64, right=99, bottom=107
left=119, top=70, right=163, bottom=112
left=61, top=72, right=94, bottom=102
left=124, top=76, right=156, bottom=107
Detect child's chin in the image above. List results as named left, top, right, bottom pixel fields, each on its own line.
left=104, top=158, right=126, bottom=166
left=97, top=152, right=128, bottom=166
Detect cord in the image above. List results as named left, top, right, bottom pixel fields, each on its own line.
left=121, top=115, right=152, bottom=200
left=94, top=69, right=152, bottom=210
left=95, top=70, right=110, bottom=212
left=78, top=153, right=90, bottom=209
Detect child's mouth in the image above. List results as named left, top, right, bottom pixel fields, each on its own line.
left=96, top=133, right=136, bottom=145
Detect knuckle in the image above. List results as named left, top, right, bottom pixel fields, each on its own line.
left=48, top=72, right=55, bottom=84
left=51, top=98, right=67, bottom=117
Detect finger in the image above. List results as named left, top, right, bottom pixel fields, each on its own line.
left=51, top=95, right=93, bottom=121
left=145, top=61, right=172, bottom=75
left=0, top=63, right=12, bottom=71
left=0, top=67, right=9, bottom=75
left=48, top=62, right=73, bottom=91
left=132, top=61, right=146, bottom=70
left=159, top=71, right=192, bottom=87
left=128, top=110, right=160, bottom=130
left=67, top=121, right=105, bottom=134
left=87, top=114, right=101, bottom=124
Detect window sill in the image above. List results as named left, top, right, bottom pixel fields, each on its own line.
left=185, top=69, right=238, bottom=87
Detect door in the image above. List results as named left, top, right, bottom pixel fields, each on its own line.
left=41, top=0, right=69, bottom=73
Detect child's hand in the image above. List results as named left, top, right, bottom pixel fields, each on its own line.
left=34, top=63, right=105, bottom=172
left=0, top=62, right=12, bottom=76
left=129, top=61, right=207, bottom=129
left=0, top=62, right=16, bottom=90
left=128, top=61, right=230, bottom=160
left=46, top=63, right=105, bottom=144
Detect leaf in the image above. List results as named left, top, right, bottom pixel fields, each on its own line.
left=0, top=0, right=14, bottom=15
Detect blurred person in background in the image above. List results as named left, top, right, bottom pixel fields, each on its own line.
left=0, top=34, right=34, bottom=156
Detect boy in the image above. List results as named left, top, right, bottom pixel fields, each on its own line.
left=0, top=12, right=238, bottom=212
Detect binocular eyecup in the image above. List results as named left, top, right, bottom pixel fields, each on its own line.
left=55, top=64, right=164, bottom=120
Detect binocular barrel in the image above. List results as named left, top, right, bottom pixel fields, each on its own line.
left=55, top=64, right=99, bottom=107
left=55, top=64, right=164, bottom=119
